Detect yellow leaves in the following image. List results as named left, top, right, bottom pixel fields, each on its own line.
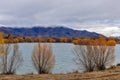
left=98, top=37, right=107, bottom=45
left=48, top=38, right=56, bottom=42
left=25, top=36, right=34, bottom=42
left=94, top=37, right=116, bottom=46
left=107, top=39, right=116, bottom=46
left=0, top=32, right=4, bottom=44
left=72, top=39, right=80, bottom=44
left=94, top=37, right=107, bottom=46
left=13, top=38, right=19, bottom=43
left=83, top=38, right=92, bottom=45
left=0, top=32, right=5, bottom=55
left=17, top=36, right=24, bottom=42
left=60, top=37, right=68, bottom=42
left=72, top=37, right=116, bottom=46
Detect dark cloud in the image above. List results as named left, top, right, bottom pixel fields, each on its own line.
left=0, top=0, right=120, bottom=27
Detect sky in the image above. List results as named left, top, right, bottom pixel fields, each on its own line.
left=0, top=0, right=120, bottom=36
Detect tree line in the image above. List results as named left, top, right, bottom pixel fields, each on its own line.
left=1, top=32, right=117, bottom=46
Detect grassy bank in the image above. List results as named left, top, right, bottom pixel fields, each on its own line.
left=0, top=66, right=120, bottom=80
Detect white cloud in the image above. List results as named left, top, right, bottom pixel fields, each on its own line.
left=75, top=24, right=120, bottom=37
left=0, top=0, right=119, bottom=26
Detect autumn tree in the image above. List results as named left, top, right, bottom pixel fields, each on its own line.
left=13, top=38, right=19, bottom=43
left=25, top=36, right=34, bottom=42
left=72, top=38, right=81, bottom=44
left=72, top=39, right=80, bottom=44
left=59, top=37, right=68, bottom=42
left=0, top=32, right=5, bottom=55
left=107, top=38, right=116, bottom=46
left=32, top=43, right=55, bottom=74
left=0, top=32, right=4, bottom=44
left=17, top=35, right=24, bottom=42
left=48, top=38, right=56, bottom=43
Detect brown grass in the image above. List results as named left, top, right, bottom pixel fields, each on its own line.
left=0, top=66, right=120, bottom=80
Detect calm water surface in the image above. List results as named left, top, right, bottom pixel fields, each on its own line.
left=16, top=43, right=120, bottom=74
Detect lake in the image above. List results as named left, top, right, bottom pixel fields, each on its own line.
left=15, top=43, right=120, bottom=74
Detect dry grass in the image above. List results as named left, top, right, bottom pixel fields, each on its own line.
left=0, top=66, right=120, bottom=80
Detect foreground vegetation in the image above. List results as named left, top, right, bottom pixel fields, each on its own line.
left=32, top=43, right=55, bottom=74
left=0, top=65, right=120, bottom=80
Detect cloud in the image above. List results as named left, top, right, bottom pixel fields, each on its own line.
left=75, top=24, right=120, bottom=37
left=0, top=0, right=119, bottom=27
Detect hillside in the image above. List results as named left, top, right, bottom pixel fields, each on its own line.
left=0, top=26, right=102, bottom=38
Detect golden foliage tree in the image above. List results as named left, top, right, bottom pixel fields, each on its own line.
left=72, top=38, right=81, bottom=44
left=107, top=39, right=116, bottom=46
left=59, top=37, right=68, bottom=42
left=13, top=38, right=19, bottom=43
left=25, top=36, right=34, bottom=42
left=18, top=35, right=24, bottom=42
left=0, top=32, right=4, bottom=44
left=32, top=43, right=55, bottom=74
left=48, top=38, right=56, bottom=42
left=0, top=32, right=5, bottom=55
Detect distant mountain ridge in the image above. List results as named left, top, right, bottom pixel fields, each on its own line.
left=0, top=26, right=102, bottom=38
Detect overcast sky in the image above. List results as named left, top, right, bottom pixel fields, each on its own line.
left=0, top=0, right=120, bottom=36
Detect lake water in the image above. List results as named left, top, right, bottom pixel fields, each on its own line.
left=16, top=43, right=120, bottom=74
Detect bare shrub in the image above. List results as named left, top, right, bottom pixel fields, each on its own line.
left=73, top=45, right=95, bottom=72
left=93, top=45, right=115, bottom=70
left=32, top=43, right=55, bottom=74
left=73, top=42, right=115, bottom=72
left=0, top=44, right=23, bottom=74
left=92, top=38, right=115, bottom=70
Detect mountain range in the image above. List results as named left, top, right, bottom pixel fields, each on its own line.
left=0, top=26, right=102, bottom=38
